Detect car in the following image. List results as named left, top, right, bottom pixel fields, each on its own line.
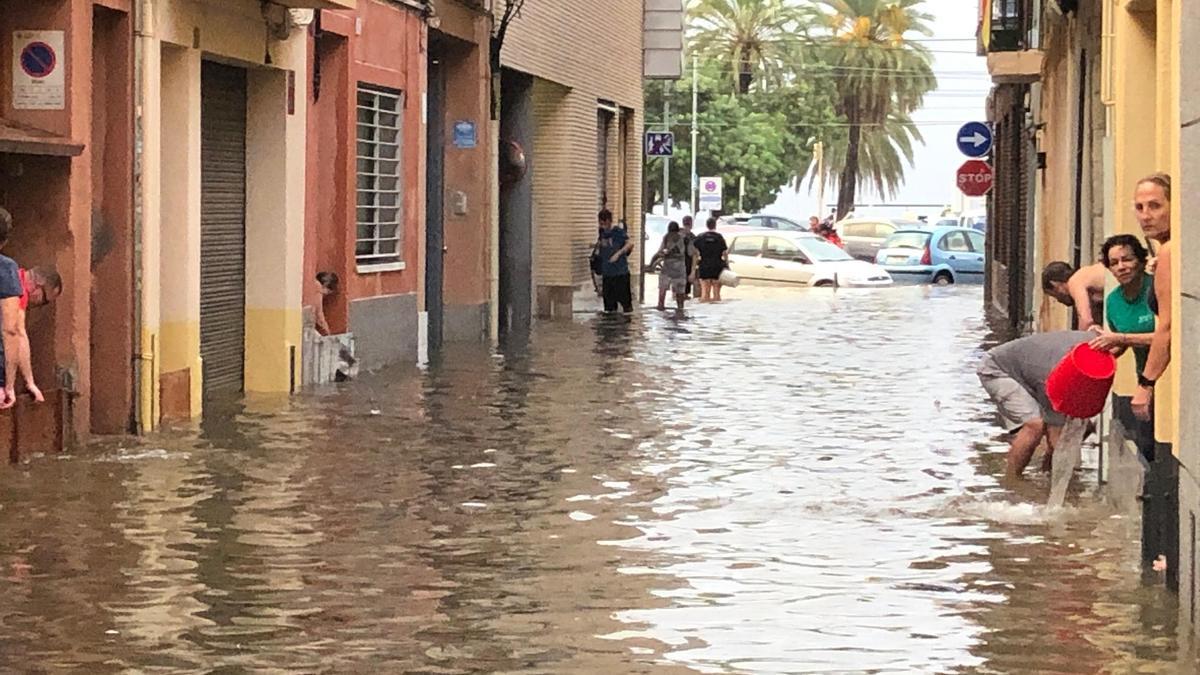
left=874, top=226, right=986, bottom=285
left=727, top=229, right=893, bottom=287
left=836, top=217, right=925, bottom=262
left=741, top=214, right=810, bottom=232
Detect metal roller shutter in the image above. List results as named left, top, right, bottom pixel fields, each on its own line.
left=200, top=62, right=247, bottom=395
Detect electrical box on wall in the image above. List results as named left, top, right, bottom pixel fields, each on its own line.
left=451, top=191, right=468, bottom=216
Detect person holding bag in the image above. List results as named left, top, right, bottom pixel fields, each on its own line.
left=694, top=217, right=729, bottom=303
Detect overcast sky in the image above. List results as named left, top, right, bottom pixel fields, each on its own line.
left=766, top=0, right=991, bottom=220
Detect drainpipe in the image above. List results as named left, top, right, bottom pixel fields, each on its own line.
left=130, top=0, right=147, bottom=434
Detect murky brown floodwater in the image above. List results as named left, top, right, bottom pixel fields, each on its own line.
left=0, top=285, right=1195, bottom=673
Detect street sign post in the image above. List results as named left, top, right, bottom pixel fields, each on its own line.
left=646, top=131, right=674, bottom=157
left=699, top=176, right=723, bottom=211
left=957, top=160, right=994, bottom=197
left=956, top=121, right=993, bottom=158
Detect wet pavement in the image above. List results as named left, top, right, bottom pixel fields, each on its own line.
left=0, top=285, right=1195, bottom=673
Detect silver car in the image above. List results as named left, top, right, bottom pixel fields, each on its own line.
left=836, top=218, right=924, bottom=262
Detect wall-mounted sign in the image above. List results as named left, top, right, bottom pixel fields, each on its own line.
left=453, top=120, right=477, bottom=149
left=12, top=30, right=65, bottom=110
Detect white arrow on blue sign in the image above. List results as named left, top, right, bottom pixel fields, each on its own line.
left=956, top=122, right=993, bottom=158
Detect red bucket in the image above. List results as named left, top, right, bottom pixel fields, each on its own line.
left=1045, top=342, right=1116, bottom=419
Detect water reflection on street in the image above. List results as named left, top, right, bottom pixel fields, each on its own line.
left=0, top=285, right=1194, bottom=672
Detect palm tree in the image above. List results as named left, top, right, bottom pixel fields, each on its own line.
left=805, top=113, right=924, bottom=202
left=808, top=0, right=936, bottom=218
left=688, top=0, right=808, bottom=94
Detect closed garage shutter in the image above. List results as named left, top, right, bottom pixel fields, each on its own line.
left=200, top=62, right=247, bottom=395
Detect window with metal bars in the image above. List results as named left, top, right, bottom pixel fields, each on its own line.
left=356, top=84, right=404, bottom=268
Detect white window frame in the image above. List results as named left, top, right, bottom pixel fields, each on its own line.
left=355, top=83, right=405, bottom=271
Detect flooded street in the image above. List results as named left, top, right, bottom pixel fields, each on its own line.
left=0, top=286, right=1194, bottom=673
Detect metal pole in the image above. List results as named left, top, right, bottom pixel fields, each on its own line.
left=663, top=80, right=671, bottom=216
left=739, top=176, right=745, bottom=212
left=690, top=55, right=699, bottom=214
left=815, top=141, right=825, bottom=216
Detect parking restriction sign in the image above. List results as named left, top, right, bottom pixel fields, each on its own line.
left=12, top=30, right=65, bottom=110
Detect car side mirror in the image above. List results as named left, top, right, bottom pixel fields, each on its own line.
left=793, top=256, right=812, bottom=265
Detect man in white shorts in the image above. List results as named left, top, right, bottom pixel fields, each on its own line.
left=977, top=331, right=1092, bottom=478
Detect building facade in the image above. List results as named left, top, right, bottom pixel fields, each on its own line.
left=136, top=0, right=351, bottom=429
left=0, top=0, right=134, bottom=449
left=303, top=0, right=429, bottom=380
left=494, top=0, right=645, bottom=325
left=980, top=0, right=1200, bottom=623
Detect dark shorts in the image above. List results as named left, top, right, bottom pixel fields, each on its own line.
left=698, top=261, right=724, bottom=280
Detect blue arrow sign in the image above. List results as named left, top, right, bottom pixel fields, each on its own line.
left=956, top=122, right=993, bottom=158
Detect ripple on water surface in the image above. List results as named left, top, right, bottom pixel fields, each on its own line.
left=0, top=285, right=1191, bottom=673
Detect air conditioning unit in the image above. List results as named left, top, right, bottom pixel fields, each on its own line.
left=289, top=9, right=315, bottom=28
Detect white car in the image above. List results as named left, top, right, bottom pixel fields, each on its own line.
left=643, top=214, right=671, bottom=267
left=727, top=229, right=893, bottom=287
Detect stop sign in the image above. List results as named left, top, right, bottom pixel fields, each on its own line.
left=957, top=160, right=994, bottom=197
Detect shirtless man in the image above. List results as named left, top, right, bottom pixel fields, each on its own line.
left=1042, top=261, right=1107, bottom=330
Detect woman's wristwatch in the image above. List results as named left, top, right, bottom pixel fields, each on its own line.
left=1138, top=373, right=1157, bottom=388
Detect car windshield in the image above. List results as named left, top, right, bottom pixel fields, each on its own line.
left=883, top=231, right=931, bottom=250
left=801, top=237, right=853, bottom=262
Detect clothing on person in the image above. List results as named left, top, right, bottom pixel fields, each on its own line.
left=598, top=226, right=630, bottom=278
left=0, top=255, right=24, bottom=387
left=682, top=230, right=696, bottom=293
left=694, top=231, right=728, bottom=280
left=602, top=273, right=633, bottom=312
left=656, top=234, right=692, bottom=297
left=1106, top=273, right=1156, bottom=375
left=977, top=330, right=1093, bottom=430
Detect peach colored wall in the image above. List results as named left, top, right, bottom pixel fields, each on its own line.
left=437, top=28, right=491, bottom=309
left=0, top=0, right=132, bottom=440
left=304, top=2, right=425, bottom=322
left=89, top=6, right=134, bottom=434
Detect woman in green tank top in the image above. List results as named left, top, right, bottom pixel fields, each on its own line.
left=1089, top=234, right=1155, bottom=374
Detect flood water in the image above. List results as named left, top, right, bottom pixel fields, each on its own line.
left=0, top=285, right=1195, bottom=673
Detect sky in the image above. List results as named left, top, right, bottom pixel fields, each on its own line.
left=763, top=0, right=992, bottom=221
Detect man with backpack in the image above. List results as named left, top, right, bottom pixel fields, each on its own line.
left=595, top=209, right=634, bottom=313
left=649, top=221, right=695, bottom=312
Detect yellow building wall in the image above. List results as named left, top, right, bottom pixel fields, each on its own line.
left=1104, top=0, right=1181, bottom=445
left=137, top=0, right=309, bottom=430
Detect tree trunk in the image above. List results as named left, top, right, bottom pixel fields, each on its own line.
left=837, top=119, right=861, bottom=220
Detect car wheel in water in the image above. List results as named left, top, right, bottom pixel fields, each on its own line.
left=933, top=272, right=953, bottom=286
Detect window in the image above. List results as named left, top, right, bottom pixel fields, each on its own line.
left=764, top=238, right=801, bottom=261
left=802, top=237, right=852, bottom=262
left=356, top=84, right=404, bottom=268
left=938, top=231, right=972, bottom=252
left=967, top=231, right=985, bottom=252
left=746, top=216, right=769, bottom=229
left=730, top=237, right=764, bottom=256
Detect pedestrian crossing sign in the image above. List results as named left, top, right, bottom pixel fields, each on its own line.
left=646, top=131, right=674, bottom=158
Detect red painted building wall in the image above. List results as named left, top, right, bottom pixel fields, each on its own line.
left=0, top=0, right=133, bottom=443
left=304, top=2, right=426, bottom=336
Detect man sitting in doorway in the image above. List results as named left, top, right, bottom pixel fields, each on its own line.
left=1042, top=260, right=1107, bottom=330
left=0, top=208, right=62, bottom=408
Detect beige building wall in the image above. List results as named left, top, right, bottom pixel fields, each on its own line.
left=1034, top=6, right=1105, bottom=335
left=137, top=0, right=322, bottom=430
left=499, top=0, right=645, bottom=302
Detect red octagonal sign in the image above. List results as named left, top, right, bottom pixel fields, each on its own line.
left=957, top=159, right=994, bottom=197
